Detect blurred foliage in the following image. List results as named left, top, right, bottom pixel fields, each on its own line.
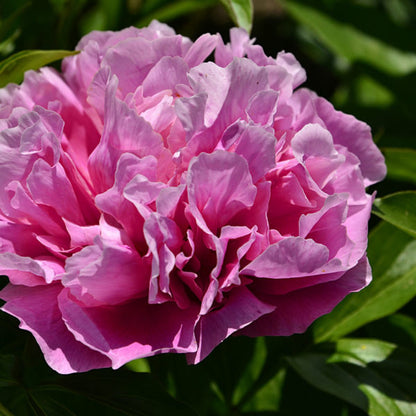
left=1, top=0, right=416, bottom=415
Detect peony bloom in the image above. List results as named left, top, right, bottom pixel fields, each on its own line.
left=0, top=21, right=386, bottom=374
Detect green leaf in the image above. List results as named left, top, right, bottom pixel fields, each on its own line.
left=231, top=337, right=268, bottom=406
left=29, top=370, right=199, bottom=416
left=0, top=401, right=15, bottom=416
left=219, top=0, right=253, bottom=33
left=287, top=338, right=416, bottom=415
left=136, top=0, right=217, bottom=27
left=285, top=1, right=416, bottom=76
left=125, top=357, right=151, bottom=373
left=365, top=313, right=416, bottom=350
left=313, top=221, right=416, bottom=343
left=0, top=367, right=199, bottom=416
left=383, top=148, right=416, bottom=185
left=239, top=368, right=286, bottom=412
left=373, top=192, right=416, bottom=238
left=0, top=49, right=78, bottom=87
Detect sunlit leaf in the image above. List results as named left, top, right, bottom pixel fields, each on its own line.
left=219, top=0, right=253, bottom=33
left=239, top=368, right=286, bottom=412
left=0, top=49, right=78, bottom=87
left=285, top=1, right=416, bottom=76
left=288, top=338, right=416, bottom=415
left=373, top=192, right=416, bottom=238
left=313, top=221, right=416, bottom=343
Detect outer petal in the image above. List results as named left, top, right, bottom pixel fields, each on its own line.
left=58, top=288, right=199, bottom=369
left=240, top=255, right=371, bottom=337
left=0, top=283, right=111, bottom=374
left=187, top=286, right=274, bottom=363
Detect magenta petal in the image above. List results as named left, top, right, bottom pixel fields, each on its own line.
left=0, top=252, right=62, bottom=285
left=187, top=287, right=274, bottom=363
left=58, top=288, right=198, bottom=368
left=143, top=213, right=183, bottom=303
left=1, top=284, right=111, bottom=373
left=241, top=255, right=371, bottom=337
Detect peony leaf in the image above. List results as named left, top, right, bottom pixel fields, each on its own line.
left=0, top=49, right=78, bottom=87
left=0, top=401, right=14, bottom=416
left=219, top=0, right=253, bottom=33
left=373, top=192, right=416, bottom=238
left=285, top=1, right=416, bottom=76
left=29, top=371, right=198, bottom=416
left=383, top=148, right=416, bottom=185
left=231, top=337, right=268, bottom=406
left=313, top=221, right=416, bottom=343
left=136, top=0, right=217, bottom=27
left=0, top=366, right=198, bottom=416
left=287, top=338, right=416, bottom=415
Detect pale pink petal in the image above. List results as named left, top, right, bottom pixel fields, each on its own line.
left=184, top=33, right=218, bottom=67
left=63, top=238, right=150, bottom=307
left=243, top=237, right=332, bottom=279
left=88, top=76, right=164, bottom=192
left=187, top=150, right=257, bottom=233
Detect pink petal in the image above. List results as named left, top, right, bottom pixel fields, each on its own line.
left=1, top=283, right=111, bottom=373
left=187, top=287, right=274, bottom=363
left=234, top=124, right=276, bottom=182
left=243, top=237, right=331, bottom=279
left=187, top=150, right=257, bottom=234
left=58, top=288, right=198, bottom=369
left=26, top=159, right=84, bottom=225
left=184, top=33, right=218, bottom=67
left=88, top=76, right=164, bottom=192
left=241, top=255, right=371, bottom=337
left=63, top=238, right=150, bottom=307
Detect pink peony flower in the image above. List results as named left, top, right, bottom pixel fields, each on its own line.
left=0, top=21, right=386, bottom=373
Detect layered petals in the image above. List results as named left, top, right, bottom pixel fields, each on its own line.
left=0, top=22, right=385, bottom=373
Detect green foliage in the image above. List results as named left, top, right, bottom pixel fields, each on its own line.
left=0, top=49, right=78, bottom=87
left=285, top=1, right=416, bottom=76
left=219, top=0, right=253, bottom=33
left=136, top=0, right=218, bottom=27
left=373, top=192, right=416, bottom=238
left=288, top=339, right=416, bottom=415
left=383, top=148, right=416, bottom=185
